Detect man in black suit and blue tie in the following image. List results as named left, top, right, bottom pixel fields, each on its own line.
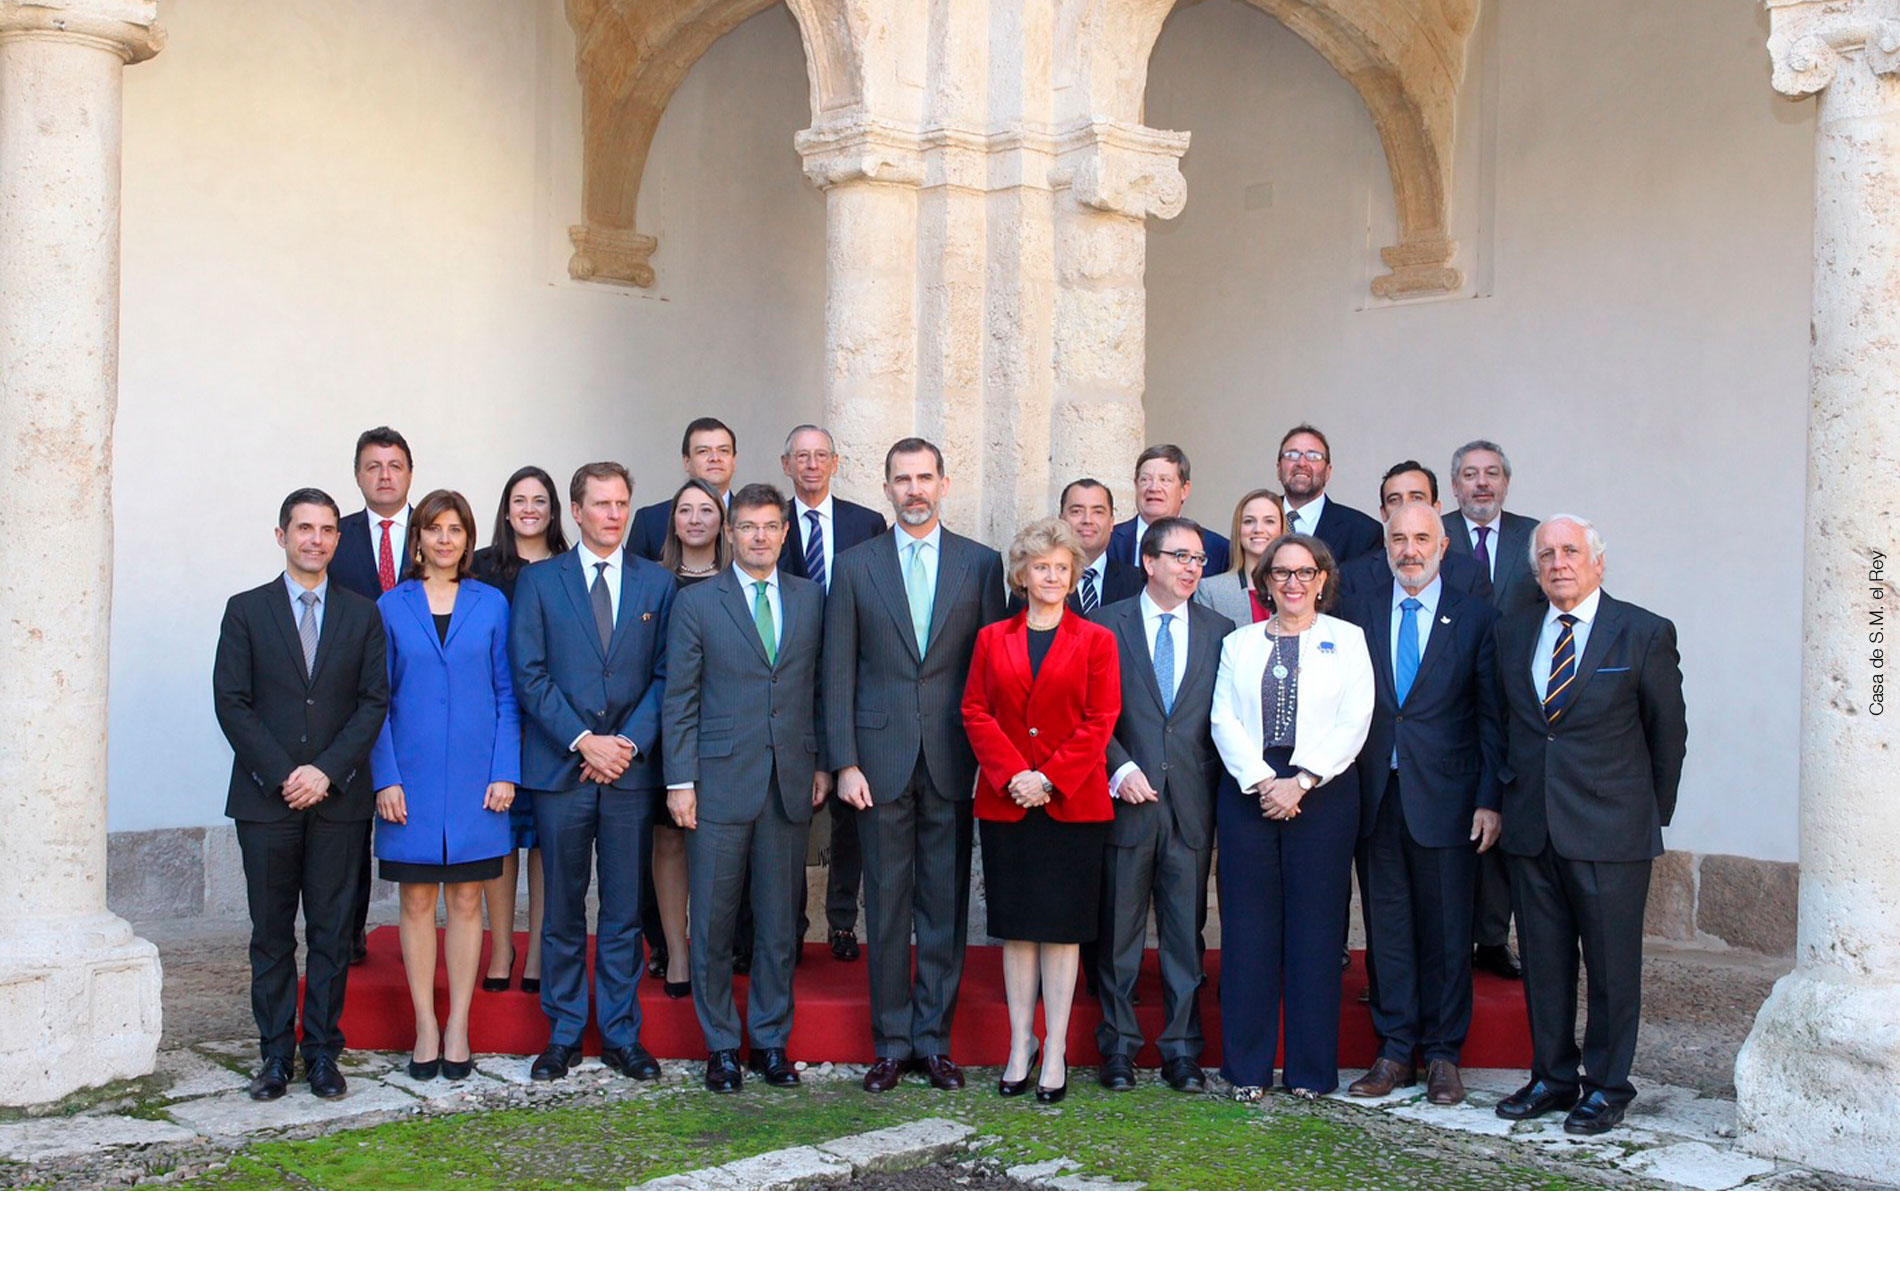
left=629, top=417, right=737, bottom=561
left=510, top=461, right=676, bottom=1082
left=1342, top=503, right=1502, bottom=1107
left=213, top=489, right=389, bottom=1101
left=778, top=424, right=886, bottom=959
left=1492, top=515, right=1687, bottom=1135
left=1106, top=446, right=1231, bottom=575
left=1276, top=426, right=1383, bottom=565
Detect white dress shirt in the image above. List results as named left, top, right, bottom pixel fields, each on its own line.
left=569, top=541, right=628, bottom=752
left=794, top=493, right=836, bottom=589
left=366, top=504, right=410, bottom=572
left=1284, top=493, right=1330, bottom=537
left=1460, top=514, right=1499, bottom=582
left=1079, top=551, right=1109, bottom=604
left=1108, top=590, right=1194, bottom=794
left=1533, top=587, right=1603, bottom=700
left=737, top=563, right=783, bottom=644
left=282, top=572, right=330, bottom=640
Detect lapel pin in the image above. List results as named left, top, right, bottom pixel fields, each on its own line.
left=1440, top=615, right=1452, bottom=625
left=641, top=611, right=652, bottom=622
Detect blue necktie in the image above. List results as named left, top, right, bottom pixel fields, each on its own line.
left=1395, top=597, right=1422, bottom=705
left=1544, top=613, right=1579, bottom=724
left=905, top=540, right=933, bottom=654
left=1154, top=612, right=1176, bottom=714
left=804, top=509, right=826, bottom=591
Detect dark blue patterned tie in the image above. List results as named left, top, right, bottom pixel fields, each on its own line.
left=804, top=509, right=826, bottom=591
left=1543, top=613, right=1578, bottom=724
left=1080, top=568, right=1099, bottom=613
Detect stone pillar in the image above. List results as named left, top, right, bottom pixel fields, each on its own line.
left=1050, top=122, right=1188, bottom=523
left=0, top=0, right=163, bottom=1106
left=1735, top=0, right=1900, bottom=1183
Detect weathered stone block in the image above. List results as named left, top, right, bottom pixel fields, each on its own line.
left=1644, top=849, right=1696, bottom=942
left=202, top=824, right=246, bottom=919
left=817, top=1117, right=973, bottom=1173
left=106, top=827, right=206, bottom=920
left=1696, top=855, right=1798, bottom=956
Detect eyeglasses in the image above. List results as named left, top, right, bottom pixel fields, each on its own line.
left=1268, top=566, right=1320, bottom=584
left=789, top=451, right=834, bottom=465
left=1279, top=449, right=1327, bottom=464
left=1160, top=550, right=1209, bottom=567
left=732, top=521, right=786, bottom=537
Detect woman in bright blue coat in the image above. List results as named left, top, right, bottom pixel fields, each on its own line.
left=371, top=488, right=520, bottom=1081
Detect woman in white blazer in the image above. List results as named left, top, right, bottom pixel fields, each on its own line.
left=1210, top=532, right=1373, bottom=1099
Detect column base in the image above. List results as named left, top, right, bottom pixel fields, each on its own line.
left=1735, top=968, right=1900, bottom=1184
left=0, top=913, right=162, bottom=1106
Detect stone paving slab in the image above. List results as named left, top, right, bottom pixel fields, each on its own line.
left=1006, top=1157, right=1084, bottom=1182
left=1622, top=1141, right=1777, bottom=1190
left=817, top=1118, right=974, bottom=1173
left=163, top=1080, right=416, bottom=1137
left=373, top=1067, right=509, bottom=1102
left=1387, top=1100, right=1519, bottom=1138
left=723, top=1144, right=854, bottom=1190
left=154, top=1049, right=250, bottom=1100
left=0, top=1115, right=199, bottom=1163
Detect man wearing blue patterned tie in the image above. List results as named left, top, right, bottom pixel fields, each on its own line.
left=778, top=425, right=887, bottom=958
left=1491, top=515, right=1687, bottom=1135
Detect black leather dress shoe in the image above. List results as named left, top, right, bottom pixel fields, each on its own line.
left=1563, top=1091, right=1628, bottom=1135
left=829, top=928, right=860, bottom=961
left=1474, top=943, right=1523, bottom=979
left=601, top=1043, right=663, bottom=1080
left=1495, top=1078, right=1581, bottom=1120
left=305, top=1054, right=347, bottom=1099
left=248, top=1055, right=293, bottom=1101
left=350, top=932, right=369, bottom=966
left=748, top=1047, right=801, bottom=1087
left=530, top=1043, right=581, bottom=1081
left=1098, top=1053, right=1137, bottom=1091
left=918, top=1054, right=965, bottom=1090
left=646, top=945, right=668, bottom=979
left=1162, top=1056, right=1207, bottom=1093
left=863, top=1056, right=906, bottom=1093
left=705, top=1049, right=743, bottom=1093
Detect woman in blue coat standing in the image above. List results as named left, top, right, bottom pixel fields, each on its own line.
left=372, top=488, right=520, bottom=1081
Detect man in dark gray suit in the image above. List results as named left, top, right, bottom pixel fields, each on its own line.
left=1443, top=440, right=1541, bottom=981
left=665, top=484, right=829, bottom=1093
left=1095, top=518, right=1233, bottom=1093
left=826, top=437, right=1006, bottom=1093
left=1493, top=515, right=1687, bottom=1135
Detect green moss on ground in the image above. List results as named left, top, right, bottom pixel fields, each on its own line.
left=166, top=1077, right=1607, bottom=1192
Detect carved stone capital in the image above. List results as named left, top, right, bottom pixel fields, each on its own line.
left=1371, top=234, right=1463, bottom=300
left=1767, top=0, right=1900, bottom=97
left=1052, top=123, right=1191, bottom=222
left=568, top=225, right=657, bottom=289
left=795, top=121, right=928, bottom=191
left=0, top=0, right=163, bottom=61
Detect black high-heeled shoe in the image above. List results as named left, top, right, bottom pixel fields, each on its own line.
left=646, top=946, right=669, bottom=980
left=520, top=975, right=540, bottom=994
left=408, top=1056, right=441, bottom=1081
left=997, top=1040, right=1041, bottom=1097
left=442, top=1055, right=473, bottom=1081
left=664, top=978, right=691, bottom=999
left=1035, top=1074, right=1068, bottom=1105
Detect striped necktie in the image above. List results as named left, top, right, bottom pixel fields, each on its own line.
left=1543, top=613, right=1579, bottom=724
left=804, top=509, right=826, bottom=591
left=297, top=590, right=319, bottom=677
left=1079, top=568, right=1099, bottom=614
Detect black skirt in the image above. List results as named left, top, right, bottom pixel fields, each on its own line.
left=379, top=856, right=505, bottom=884
left=981, top=808, right=1109, bottom=943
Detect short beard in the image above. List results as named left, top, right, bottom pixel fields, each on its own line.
left=898, top=503, right=935, bottom=527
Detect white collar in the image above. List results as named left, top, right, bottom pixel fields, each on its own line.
left=575, top=541, right=623, bottom=570
left=1546, top=587, right=1603, bottom=628
left=895, top=522, right=943, bottom=553
left=1140, top=588, right=1188, bottom=623
left=1391, top=574, right=1444, bottom=613
left=734, top=564, right=779, bottom=590
left=795, top=492, right=834, bottom=520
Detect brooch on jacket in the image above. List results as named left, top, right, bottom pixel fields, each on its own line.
left=1318, top=641, right=1336, bottom=654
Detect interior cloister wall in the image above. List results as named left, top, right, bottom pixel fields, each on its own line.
left=109, top=0, right=1811, bottom=870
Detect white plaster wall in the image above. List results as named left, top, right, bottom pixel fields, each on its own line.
left=1145, top=0, right=1815, bottom=863
left=111, top=0, right=825, bottom=831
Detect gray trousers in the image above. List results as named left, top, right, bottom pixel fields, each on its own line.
left=1094, top=806, right=1211, bottom=1061
left=689, top=777, right=806, bottom=1051
left=857, top=755, right=974, bottom=1060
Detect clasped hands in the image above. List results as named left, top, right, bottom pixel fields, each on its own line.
left=1007, top=770, right=1051, bottom=809
left=577, top=733, right=635, bottom=784
left=281, top=764, right=331, bottom=811
left=1254, top=775, right=1306, bottom=820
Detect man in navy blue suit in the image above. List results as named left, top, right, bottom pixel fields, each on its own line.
left=1106, top=445, right=1231, bottom=574
left=777, top=424, right=886, bottom=959
left=629, top=417, right=736, bottom=561
left=329, top=426, right=413, bottom=964
left=1276, top=426, right=1382, bottom=565
left=1342, top=503, right=1502, bottom=1106
left=1338, top=461, right=1484, bottom=600
left=510, top=461, right=675, bottom=1082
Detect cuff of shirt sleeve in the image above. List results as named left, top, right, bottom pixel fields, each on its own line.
left=1108, top=761, right=1139, bottom=796
left=569, top=730, right=591, bottom=752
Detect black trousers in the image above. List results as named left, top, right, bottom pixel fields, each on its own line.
left=823, top=804, right=863, bottom=934
left=350, top=819, right=373, bottom=943
left=1506, top=842, right=1651, bottom=1106
left=1473, top=847, right=1513, bottom=947
left=237, top=813, right=366, bottom=1061
left=1364, top=771, right=1476, bottom=1065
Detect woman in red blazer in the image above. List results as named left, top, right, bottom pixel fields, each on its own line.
left=962, top=518, right=1121, bottom=1103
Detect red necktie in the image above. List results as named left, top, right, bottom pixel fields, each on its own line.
left=377, top=518, right=397, bottom=592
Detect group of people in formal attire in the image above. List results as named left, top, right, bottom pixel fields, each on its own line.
left=213, top=417, right=1686, bottom=1137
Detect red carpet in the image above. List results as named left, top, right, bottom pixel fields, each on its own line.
left=331, top=929, right=1531, bottom=1068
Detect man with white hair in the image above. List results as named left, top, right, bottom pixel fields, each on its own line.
left=1491, top=515, right=1687, bottom=1135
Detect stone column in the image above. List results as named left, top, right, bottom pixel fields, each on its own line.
left=796, top=121, right=926, bottom=509
left=1735, top=0, right=1900, bottom=1183
left=0, top=0, right=163, bottom=1106
left=1050, top=123, right=1188, bottom=523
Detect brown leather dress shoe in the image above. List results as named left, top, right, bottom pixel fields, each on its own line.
left=863, top=1056, right=906, bottom=1093
left=918, top=1054, right=965, bottom=1090
left=1348, top=1056, right=1417, bottom=1098
left=1424, top=1059, right=1466, bottom=1105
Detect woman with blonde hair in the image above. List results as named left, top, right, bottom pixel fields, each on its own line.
left=1194, top=488, right=1285, bottom=626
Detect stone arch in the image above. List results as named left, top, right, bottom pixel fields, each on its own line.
left=565, top=0, right=862, bottom=287
left=1059, top=0, right=1480, bottom=298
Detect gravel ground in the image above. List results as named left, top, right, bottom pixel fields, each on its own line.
left=818, top=1160, right=1034, bottom=1191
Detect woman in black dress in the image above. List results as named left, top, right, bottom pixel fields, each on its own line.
left=470, top=467, right=569, bottom=995
left=962, top=518, right=1121, bottom=1102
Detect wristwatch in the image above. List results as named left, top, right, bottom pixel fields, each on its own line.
left=1039, top=774, right=1056, bottom=795
left=1294, top=770, right=1318, bottom=792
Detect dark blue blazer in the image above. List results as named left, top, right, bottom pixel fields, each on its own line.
left=1337, top=546, right=1483, bottom=602
left=332, top=508, right=403, bottom=602
left=1006, top=557, right=1143, bottom=618
left=1305, top=498, right=1384, bottom=566
left=1107, top=518, right=1231, bottom=574
left=778, top=496, right=887, bottom=584
left=1345, top=581, right=1503, bottom=849
left=370, top=579, right=520, bottom=864
left=627, top=501, right=671, bottom=562
left=509, top=548, right=676, bottom=793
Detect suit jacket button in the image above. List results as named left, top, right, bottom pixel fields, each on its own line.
left=1161, top=762, right=1170, bottom=772
left=1029, top=727, right=1039, bottom=737
left=604, top=669, right=613, bottom=679
left=1547, top=734, right=1555, bottom=742
left=305, top=698, right=315, bottom=706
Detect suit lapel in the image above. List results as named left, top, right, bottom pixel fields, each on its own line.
left=1410, top=588, right=1462, bottom=694
left=1508, top=609, right=1548, bottom=731
left=925, top=533, right=968, bottom=654
left=606, top=554, right=645, bottom=658
left=400, top=582, right=446, bottom=661
left=559, top=552, right=608, bottom=663
left=1002, top=611, right=1035, bottom=701
left=1367, top=592, right=1397, bottom=707
left=1117, top=602, right=1165, bottom=712
left=1029, top=613, right=1086, bottom=708
left=269, top=582, right=314, bottom=687
left=720, top=570, right=773, bottom=666
left=870, top=534, right=923, bottom=662
left=1566, top=594, right=1623, bottom=712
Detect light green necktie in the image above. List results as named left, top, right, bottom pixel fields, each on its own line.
left=905, top=539, right=933, bottom=654
left=753, top=579, right=776, bottom=664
